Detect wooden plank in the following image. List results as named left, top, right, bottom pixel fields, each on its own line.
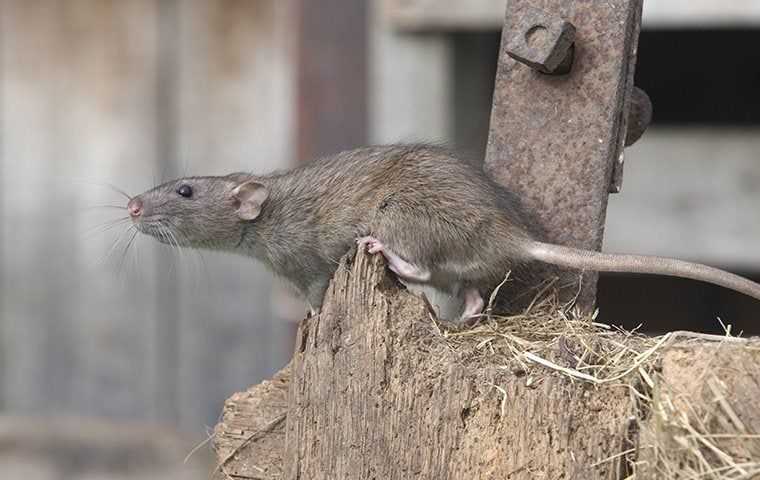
left=174, top=0, right=297, bottom=433
left=0, top=0, right=299, bottom=433
left=1, top=0, right=64, bottom=416
left=369, top=0, right=452, bottom=143
left=605, top=128, right=760, bottom=268
left=0, top=0, right=5, bottom=409
left=643, top=0, right=760, bottom=27
left=0, top=0, right=162, bottom=418
left=296, top=0, right=368, bottom=160
left=379, top=0, right=760, bottom=31
left=379, top=0, right=505, bottom=31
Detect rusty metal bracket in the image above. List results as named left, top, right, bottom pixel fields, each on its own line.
left=485, top=0, right=645, bottom=311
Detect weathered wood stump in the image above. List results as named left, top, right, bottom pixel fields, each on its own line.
left=213, top=250, right=760, bottom=479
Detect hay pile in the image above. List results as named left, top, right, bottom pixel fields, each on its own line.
left=428, top=285, right=760, bottom=479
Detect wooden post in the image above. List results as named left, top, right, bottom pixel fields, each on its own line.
left=213, top=250, right=760, bottom=479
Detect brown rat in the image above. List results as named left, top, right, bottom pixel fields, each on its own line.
left=125, top=144, right=760, bottom=319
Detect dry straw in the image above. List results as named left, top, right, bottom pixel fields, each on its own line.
left=431, top=277, right=760, bottom=479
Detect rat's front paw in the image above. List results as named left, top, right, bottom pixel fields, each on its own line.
left=356, top=236, right=384, bottom=254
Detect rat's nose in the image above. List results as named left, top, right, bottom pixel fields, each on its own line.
left=127, top=198, right=143, bottom=218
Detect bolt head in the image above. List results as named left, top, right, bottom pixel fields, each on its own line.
left=506, top=7, right=576, bottom=75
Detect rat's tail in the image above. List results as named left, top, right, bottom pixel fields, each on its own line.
left=526, top=241, right=760, bottom=301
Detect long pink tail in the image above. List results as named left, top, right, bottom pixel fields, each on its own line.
left=527, top=241, right=760, bottom=301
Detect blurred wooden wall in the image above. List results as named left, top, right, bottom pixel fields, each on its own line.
left=0, top=0, right=298, bottom=433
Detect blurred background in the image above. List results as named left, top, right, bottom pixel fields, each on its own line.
left=1, top=0, right=759, bottom=478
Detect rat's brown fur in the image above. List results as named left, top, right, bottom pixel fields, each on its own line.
left=134, top=145, right=535, bottom=309
left=130, top=144, right=760, bottom=315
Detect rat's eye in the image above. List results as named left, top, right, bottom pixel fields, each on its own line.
left=177, top=184, right=193, bottom=198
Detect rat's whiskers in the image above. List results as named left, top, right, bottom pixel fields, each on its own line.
left=99, top=223, right=135, bottom=267
left=84, top=216, right=131, bottom=239
left=116, top=227, right=139, bottom=275
left=82, top=204, right=128, bottom=212
left=72, top=179, right=133, bottom=201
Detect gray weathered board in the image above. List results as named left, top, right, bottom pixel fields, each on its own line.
left=0, top=0, right=295, bottom=433
left=379, top=0, right=760, bottom=30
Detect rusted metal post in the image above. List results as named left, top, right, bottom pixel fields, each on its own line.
left=485, top=0, right=645, bottom=310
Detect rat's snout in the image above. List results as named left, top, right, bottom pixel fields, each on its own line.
left=127, top=197, right=144, bottom=219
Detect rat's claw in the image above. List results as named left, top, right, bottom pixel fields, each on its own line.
left=356, top=236, right=384, bottom=254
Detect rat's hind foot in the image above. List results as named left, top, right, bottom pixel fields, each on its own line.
left=460, top=288, right=484, bottom=322
left=356, top=235, right=431, bottom=282
left=356, top=236, right=384, bottom=254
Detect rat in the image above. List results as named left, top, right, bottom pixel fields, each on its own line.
left=125, top=144, right=760, bottom=320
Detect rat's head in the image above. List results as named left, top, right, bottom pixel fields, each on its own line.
left=127, top=174, right=268, bottom=250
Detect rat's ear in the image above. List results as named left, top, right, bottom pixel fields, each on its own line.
left=232, top=181, right=269, bottom=220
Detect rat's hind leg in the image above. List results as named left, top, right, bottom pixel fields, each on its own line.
left=460, top=287, right=484, bottom=321
left=306, top=277, right=330, bottom=310
left=356, top=236, right=430, bottom=282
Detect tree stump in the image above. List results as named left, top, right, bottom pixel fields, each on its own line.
left=213, top=250, right=760, bottom=479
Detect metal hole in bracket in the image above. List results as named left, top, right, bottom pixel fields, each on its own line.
left=525, top=24, right=549, bottom=48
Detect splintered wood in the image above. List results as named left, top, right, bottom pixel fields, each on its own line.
left=215, top=250, right=643, bottom=479
left=213, top=368, right=290, bottom=480
left=213, top=250, right=760, bottom=478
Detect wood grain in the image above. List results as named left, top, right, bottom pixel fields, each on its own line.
left=215, top=249, right=760, bottom=478
left=214, top=366, right=290, bottom=480
left=216, top=250, right=635, bottom=479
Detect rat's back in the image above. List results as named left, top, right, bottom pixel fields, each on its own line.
left=290, top=144, right=536, bottom=289
left=297, top=144, right=529, bottom=219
